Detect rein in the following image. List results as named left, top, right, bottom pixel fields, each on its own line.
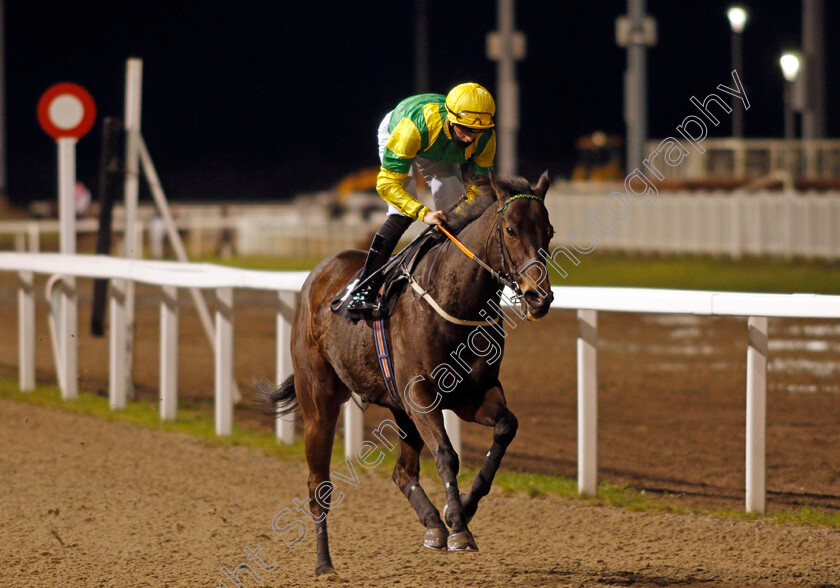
left=413, top=193, right=543, bottom=326
left=438, top=224, right=508, bottom=286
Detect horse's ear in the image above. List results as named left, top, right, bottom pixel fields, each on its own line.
left=534, top=170, right=551, bottom=199
left=489, top=170, right=510, bottom=202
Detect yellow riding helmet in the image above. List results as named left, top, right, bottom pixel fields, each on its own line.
left=445, top=83, right=496, bottom=129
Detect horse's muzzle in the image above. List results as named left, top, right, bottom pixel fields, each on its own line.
left=522, top=288, right=553, bottom=319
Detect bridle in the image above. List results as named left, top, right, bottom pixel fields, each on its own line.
left=439, top=193, right=545, bottom=299
left=407, top=193, right=546, bottom=326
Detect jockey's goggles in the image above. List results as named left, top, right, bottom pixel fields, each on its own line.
left=445, top=106, right=495, bottom=129
left=454, top=124, right=485, bottom=136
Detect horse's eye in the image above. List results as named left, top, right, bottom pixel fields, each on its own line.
left=505, top=226, right=516, bottom=237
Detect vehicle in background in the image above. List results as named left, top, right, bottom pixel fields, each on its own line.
left=571, top=132, right=624, bottom=182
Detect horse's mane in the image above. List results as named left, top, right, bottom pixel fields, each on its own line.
left=443, top=172, right=532, bottom=233
left=475, top=172, right=533, bottom=198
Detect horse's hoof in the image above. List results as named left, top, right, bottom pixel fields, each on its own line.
left=447, top=530, right=479, bottom=552
left=443, top=493, right=472, bottom=527
left=315, top=564, right=337, bottom=577
left=423, top=527, right=448, bottom=550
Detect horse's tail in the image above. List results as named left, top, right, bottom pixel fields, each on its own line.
left=258, top=374, right=299, bottom=417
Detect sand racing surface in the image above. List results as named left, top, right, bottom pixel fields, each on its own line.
left=1, top=277, right=840, bottom=585
left=3, top=399, right=840, bottom=587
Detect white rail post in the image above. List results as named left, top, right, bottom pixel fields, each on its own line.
left=443, top=409, right=462, bottom=459
left=27, top=222, right=40, bottom=253
left=109, top=278, right=127, bottom=409
left=746, top=316, right=768, bottom=514
left=730, top=192, right=743, bottom=259
left=17, top=270, right=35, bottom=391
left=344, top=402, right=364, bottom=459
left=46, top=276, right=66, bottom=393
left=123, top=58, right=143, bottom=399
left=18, top=220, right=38, bottom=391
left=58, top=137, right=77, bottom=400
left=215, top=287, right=234, bottom=436
left=275, top=291, right=297, bottom=444
left=783, top=188, right=794, bottom=261
left=160, top=286, right=178, bottom=421
left=137, top=136, right=241, bottom=402
left=577, top=309, right=598, bottom=496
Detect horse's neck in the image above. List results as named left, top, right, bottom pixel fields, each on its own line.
left=423, top=204, right=502, bottom=316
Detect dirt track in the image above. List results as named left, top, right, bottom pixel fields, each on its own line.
left=2, top=272, right=840, bottom=585
left=1, top=277, right=838, bottom=517
left=3, top=399, right=840, bottom=587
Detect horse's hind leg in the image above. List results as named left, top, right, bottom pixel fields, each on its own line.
left=449, top=384, right=517, bottom=524
left=297, top=372, right=346, bottom=577
left=389, top=410, right=448, bottom=550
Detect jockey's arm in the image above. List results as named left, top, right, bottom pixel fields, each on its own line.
left=375, top=168, right=429, bottom=220
left=377, top=117, right=432, bottom=220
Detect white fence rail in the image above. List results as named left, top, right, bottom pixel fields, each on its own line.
left=1, top=252, right=308, bottom=438
left=643, top=138, right=840, bottom=181
left=544, top=190, right=840, bottom=260
left=2, top=251, right=839, bottom=514
left=7, top=190, right=840, bottom=260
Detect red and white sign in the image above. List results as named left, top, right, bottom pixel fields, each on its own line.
left=37, top=83, right=96, bottom=140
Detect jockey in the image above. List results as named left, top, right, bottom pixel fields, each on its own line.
left=344, top=82, right=497, bottom=314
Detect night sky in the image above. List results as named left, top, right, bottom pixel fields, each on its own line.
left=5, top=1, right=838, bottom=206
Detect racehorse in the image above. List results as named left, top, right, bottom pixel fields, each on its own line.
left=264, top=171, right=554, bottom=576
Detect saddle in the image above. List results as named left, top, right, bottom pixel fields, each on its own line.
left=330, top=227, right=446, bottom=323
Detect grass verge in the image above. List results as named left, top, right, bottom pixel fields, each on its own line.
left=3, top=380, right=839, bottom=529
left=203, top=252, right=840, bottom=295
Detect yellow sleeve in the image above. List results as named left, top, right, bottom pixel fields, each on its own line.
left=376, top=168, right=429, bottom=220
left=472, top=131, right=496, bottom=172
left=385, top=118, right=422, bottom=163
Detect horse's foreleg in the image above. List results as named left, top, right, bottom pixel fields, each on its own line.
left=407, top=392, right=477, bottom=551
left=456, top=385, right=517, bottom=523
left=389, top=411, right=448, bottom=550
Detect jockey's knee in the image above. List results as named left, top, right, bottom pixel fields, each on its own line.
left=377, top=214, right=413, bottom=243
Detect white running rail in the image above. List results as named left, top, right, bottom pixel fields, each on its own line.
left=2, top=251, right=839, bottom=514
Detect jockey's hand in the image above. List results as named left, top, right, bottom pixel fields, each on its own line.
left=422, top=210, right=447, bottom=226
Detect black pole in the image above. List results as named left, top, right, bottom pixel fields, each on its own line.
left=0, top=0, right=7, bottom=196
left=414, top=0, right=428, bottom=94
left=731, top=29, right=743, bottom=138
left=90, top=117, right=124, bottom=337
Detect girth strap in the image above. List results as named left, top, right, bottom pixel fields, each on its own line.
left=372, top=318, right=405, bottom=410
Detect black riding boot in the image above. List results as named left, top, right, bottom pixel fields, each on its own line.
left=346, top=214, right=413, bottom=312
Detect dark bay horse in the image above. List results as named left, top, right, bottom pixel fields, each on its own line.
left=266, top=172, right=554, bottom=576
